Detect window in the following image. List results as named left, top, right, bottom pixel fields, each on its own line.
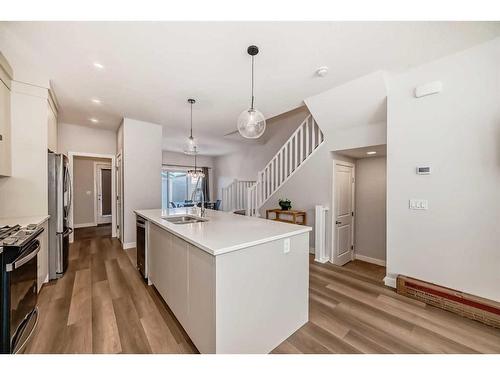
left=161, top=168, right=203, bottom=209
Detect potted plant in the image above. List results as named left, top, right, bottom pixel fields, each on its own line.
left=279, top=198, right=292, bottom=211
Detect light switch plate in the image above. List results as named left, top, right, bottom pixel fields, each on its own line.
left=283, top=238, right=290, bottom=254
left=409, top=199, right=428, bottom=210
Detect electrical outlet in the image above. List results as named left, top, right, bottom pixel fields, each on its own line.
left=283, top=238, right=290, bottom=254
left=409, top=199, right=428, bottom=210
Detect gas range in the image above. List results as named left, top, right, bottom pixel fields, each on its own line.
left=0, top=225, right=44, bottom=249
left=1, top=223, right=43, bottom=354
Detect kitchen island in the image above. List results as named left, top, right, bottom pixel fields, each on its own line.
left=134, top=207, right=311, bottom=354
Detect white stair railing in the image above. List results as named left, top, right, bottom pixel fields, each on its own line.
left=246, top=114, right=324, bottom=217
left=221, top=179, right=256, bottom=212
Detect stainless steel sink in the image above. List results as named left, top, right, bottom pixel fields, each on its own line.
left=163, top=215, right=208, bottom=224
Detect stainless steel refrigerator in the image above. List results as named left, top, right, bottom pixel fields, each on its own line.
left=47, top=152, right=73, bottom=279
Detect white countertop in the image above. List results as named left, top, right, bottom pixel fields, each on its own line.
left=0, top=215, right=50, bottom=227
left=135, top=208, right=311, bottom=256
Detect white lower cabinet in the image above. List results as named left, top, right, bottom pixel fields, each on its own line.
left=148, top=222, right=215, bottom=353
left=37, top=220, right=49, bottom=293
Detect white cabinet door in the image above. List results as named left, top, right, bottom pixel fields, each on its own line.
left=47, top=102, right=57, bottom=153
left=167, top=234, right=189, bottom=323
left=0, top=80, right=11, bottom=176
left=37, top=220, right=49, bottom=292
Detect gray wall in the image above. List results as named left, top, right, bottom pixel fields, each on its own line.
left=73, top=156, right=112, bottom=225
left=354, top=156, right=386, bottom=262
left=386, top=37, right=500, bottom=301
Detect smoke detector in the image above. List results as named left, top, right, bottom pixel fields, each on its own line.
left=316, top=66, right=329, bottom=77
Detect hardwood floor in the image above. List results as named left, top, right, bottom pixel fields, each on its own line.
left=25, top=228, right=500, bottom=354
left=25, top=227, right=198, bottom=354
left=74, top=224, right=112, bottom=241
left=272, top=257, right=500, bottom=354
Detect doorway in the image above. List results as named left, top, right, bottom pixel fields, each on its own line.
left=116, top=153, right=122, bottom=242
left=95, top=162, right=112, bottom=224
left=331, top=145, right=387, bottom=282
left=332, top=160, right=355, bottom=266
left=68, top=152, right=117, bottom=243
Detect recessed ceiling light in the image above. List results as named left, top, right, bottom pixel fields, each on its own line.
left=89, top=118, right=99, bottom=123
left=93, top=62, right=104, bottom=69
left=316, top=66, right=329, bottom=77
left=91, top=98, right=101, bottom=104
left=366, top=151, right=377, bottom=155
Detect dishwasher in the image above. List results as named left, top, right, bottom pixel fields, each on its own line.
left=136, top=217, right=146, bottom=280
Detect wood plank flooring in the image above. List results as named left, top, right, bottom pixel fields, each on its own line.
left=25, top=227, right=500, bottom=354
left=24, top=227, right=198, bottom=354
left=272, top=258, right=500, bottom=354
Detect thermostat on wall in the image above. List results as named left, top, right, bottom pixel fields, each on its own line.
left=416, top=166, right=431, bottom=175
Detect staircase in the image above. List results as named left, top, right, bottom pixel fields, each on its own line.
left=221, top=114, right=324, bottom=216
left=248, top=114, right=324, bottom=216
left=221, top=179, right=256, bottom=212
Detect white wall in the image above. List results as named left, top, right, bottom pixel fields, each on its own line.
left=214, top=106, right=310, bottom=199
left=0, top=81, right=49, bottom=218
left=122, top=118, right=162, bottom=246
left=386, top=37, right=500, bottom=301
left=162, top=150, right=215, bottom=168
left=355, top=156, right=386, bottom=263
left=259, top=72, right=388, bottom=252
left=58, top=122, right=117, bottom=155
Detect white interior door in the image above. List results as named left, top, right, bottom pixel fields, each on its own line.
left=96, top=163, right=112, bottom=224
left=116, top=155, right=122, bottom=240
left=333, top=162, right=355, bottom=265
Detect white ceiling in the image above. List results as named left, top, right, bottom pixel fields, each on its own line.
left=1, top=22, right=500, bottom=155
left=335, top=144, right=387, bottom=159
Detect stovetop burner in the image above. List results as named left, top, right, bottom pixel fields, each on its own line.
left=0, top=225, right=43, bottom=248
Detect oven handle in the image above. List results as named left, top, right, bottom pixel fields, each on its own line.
left=6, top=241, right=41, bottom=272
left=12, top=307, right=39, bottom=354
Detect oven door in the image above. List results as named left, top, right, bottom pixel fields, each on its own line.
left=7, top=240, right=40, bottom=353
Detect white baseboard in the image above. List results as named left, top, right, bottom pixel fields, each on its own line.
left=123, top=241, right=136, bottom=250
left=354, top=254, right=386, bottom=267
left=73, top=222, right=97, bottom=228
left=383, top=275, right=397, bottom=289
left=314, top=257, right=329, bottom=264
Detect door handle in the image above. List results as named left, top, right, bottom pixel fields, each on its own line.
left=335, top=221, right=341, bottom=225
left=6, top=241, right=40, bottom=272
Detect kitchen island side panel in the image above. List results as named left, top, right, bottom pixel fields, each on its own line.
left=215, top=232, right=309, bottom=354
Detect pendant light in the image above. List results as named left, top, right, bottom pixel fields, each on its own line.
left=187, top=146, right=205, bottom=179
left=185, top=98, right=197, bottom=155
left=237, top=45, right=266, bottom=139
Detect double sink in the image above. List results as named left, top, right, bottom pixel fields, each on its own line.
left=163, top=215, right=208, bottom=225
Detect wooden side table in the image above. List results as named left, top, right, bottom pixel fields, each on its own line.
left=266, top=209, right=307, bottom=225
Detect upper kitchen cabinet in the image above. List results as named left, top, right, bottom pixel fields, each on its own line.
left=47, top=90, right=58, bottom=153
left=0, top=52, right=13, bottom=176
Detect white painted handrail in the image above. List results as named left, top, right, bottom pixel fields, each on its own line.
left=222, top=115, right=324, bottom=217
left=221, top=179, right=255, bottom=212
left=247, top=115, right=324, bottom=217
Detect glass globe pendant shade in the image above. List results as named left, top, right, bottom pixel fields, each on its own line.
left=237, top=108, right=266, bottom=139
left=184, top=135, right=197, bottom=155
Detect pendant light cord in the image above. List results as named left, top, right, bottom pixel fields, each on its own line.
left=190, top=101, right=193, bottom=138
left=250, top=55, right=255, bottom=110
